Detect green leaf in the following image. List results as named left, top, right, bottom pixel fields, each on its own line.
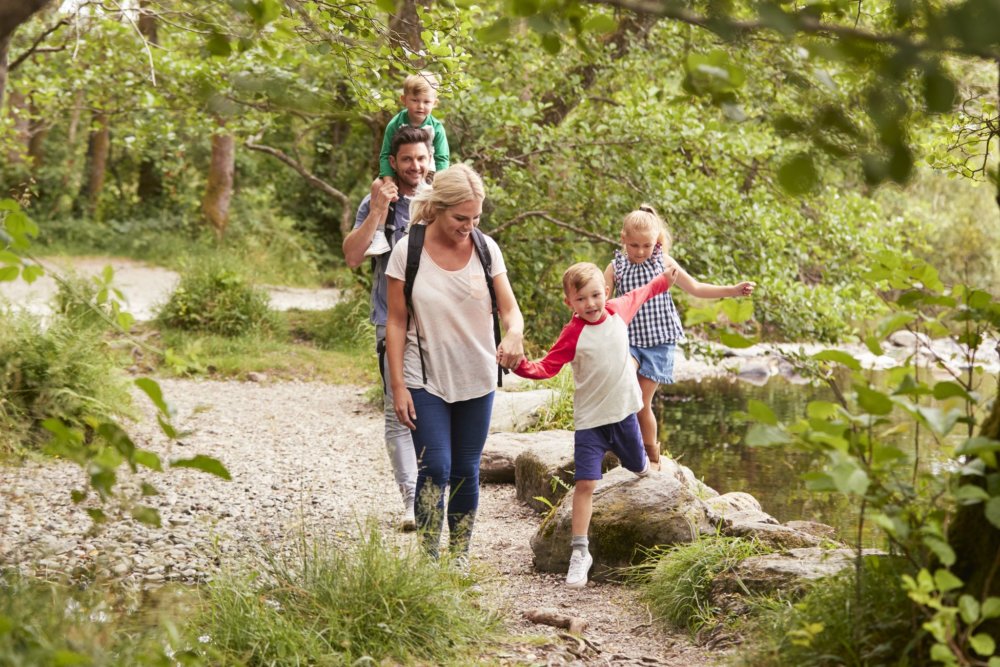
left=982, top=597, right=1000, bottom=619
left=954, top=484, right=990, bottom=504
left=132, top=505, right=162, bottom=528
left=133, top=449, right=163, bottom=472
left=856, top=385, right=893, bottom=415
left=933, top=568, right=963, bottom=592
left=21, top=263, right=43, bottom=283
left=916, top=405, right=961, bottom=437
left=171, top=455, right=232, bottom=480
left=778, top=153, right=818, bottom=195
left=933, top=381, right=973, bottom=402
left=584, top=14, right=618, bottom=33
left=0, top=266, right=18, bottom=282
left=719, top=330, right=756, bottom=348
left=52, top=649, right=92, bottom=666
left=540, top=33, right=561, bottom=54
left=811, top=349, right=861, bottom=370
left=476, top=18, right=510, bottom=43
left=86, top=508, right=107, bottom=523
left=376, top=0, right=396, bottom=13
left=959, top=594, right=981, bottom=624
left=985, top=497, right=1000, bottom=530
left=970, top=633, right=996, bottom=657
left=830, top=461, right=869, bottom=495
left=807, top=401, right=840, bottom=419
left=747, top=399, right=779, bottom=426
left=864, top=335, right=882, bottom=356
left=746, top=424, right=792, bottom=446
left=140, top=482, right=159, bottom=497
left=721, top=299, right=755, bottom=323
left=956, top=437, right=1000, bottom=456
left=876, top=312, right=917, bottom=338
left=135, top=378, right=170, bottom=416
left=206, top=32, right=232, bottom=57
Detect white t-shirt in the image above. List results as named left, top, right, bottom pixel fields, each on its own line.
left=386, top=230, right=507, bottom=403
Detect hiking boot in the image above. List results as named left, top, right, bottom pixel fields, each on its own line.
left=364, top=229, right=391, bottom=257
left=565, top=550, right=593, bottom=589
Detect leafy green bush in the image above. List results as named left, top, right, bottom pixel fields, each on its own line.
left=0, top=310, right=131, bottom=454
left=736, top=556, right=918, bottom=667
left=0, top=572, right=202, bottom=666
left=158, top=259, right=276, bottom=337
left=198, top=524, right=496, bottom=665
left=627, top=536, right=772, bottom=635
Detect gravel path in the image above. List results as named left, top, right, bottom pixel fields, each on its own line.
left=0, top=377, right=717, bottom=666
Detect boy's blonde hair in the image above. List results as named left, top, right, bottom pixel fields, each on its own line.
left=562, top=262, right=605, bottom=296
left=403, top=71, right=440, bottom=97
left=621, top=204, right=671, bottom=251
left=410, top=164, right=484, bottom=225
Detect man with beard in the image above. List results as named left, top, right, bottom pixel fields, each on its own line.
left=343, top=126, right=433, bottom=530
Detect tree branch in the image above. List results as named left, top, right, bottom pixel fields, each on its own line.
left=588, top=0, right=1000, bottom=60
left=0, top=0, right=53, bottom=44
left=490, top=210, right=618, bottom=246
left=244, top=135, right=353, bottom=235
left=8, top=17, right=67, bottom=71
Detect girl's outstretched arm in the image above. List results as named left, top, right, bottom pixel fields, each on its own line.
left=670, top=259, right=755, bottom=299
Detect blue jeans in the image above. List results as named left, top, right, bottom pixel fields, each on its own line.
left=409, top=388, right=494, bottom=557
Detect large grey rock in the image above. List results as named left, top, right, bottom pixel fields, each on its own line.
left=712, top=547, right=886, bottom=598
left=481, top=431, right=568, bottom=484
left=530, top=467, right=714, bottom=581
left=512, top=431, right=576, bottom=511
left=490, top=388, right=556, bottom=433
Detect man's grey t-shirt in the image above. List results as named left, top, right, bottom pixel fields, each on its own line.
left=353, top=195, right=412, bottom=326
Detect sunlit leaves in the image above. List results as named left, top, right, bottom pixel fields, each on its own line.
left=171, top=455, right=233, bottom=480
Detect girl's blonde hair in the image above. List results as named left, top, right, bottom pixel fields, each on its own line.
left=562, top=262, right=605, bottom=295
left=410, top=164, right=485, bottom=225
left=621, top=204, right=671, bottom=251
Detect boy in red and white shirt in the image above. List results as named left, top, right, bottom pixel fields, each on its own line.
left=513, top=260, right=678, bottom=588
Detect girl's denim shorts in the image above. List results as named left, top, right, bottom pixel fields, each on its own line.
left=629, top=343, right=676, bottom=384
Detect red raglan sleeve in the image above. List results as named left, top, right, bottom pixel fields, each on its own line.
left=514, top=319, right=582, bottom=379
left=607, top=273, right=671, bottom=325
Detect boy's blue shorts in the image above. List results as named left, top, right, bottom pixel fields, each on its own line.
left=574, top=413, right=648, bottom=481
left=629, top=343, right=676, bottom=384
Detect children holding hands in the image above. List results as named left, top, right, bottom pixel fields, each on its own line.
left=512, top=205, right=755, bottom=589
left=512, top=259, right=679, bottom=588
left=605, top=205, right=755, bottom=469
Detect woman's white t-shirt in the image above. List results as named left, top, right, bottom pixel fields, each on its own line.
left=386, top=230, right=506, bottom=403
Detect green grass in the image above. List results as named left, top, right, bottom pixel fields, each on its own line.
left=197, top=523, right=499, bottom=666
left=735, top=555, right=920, bottom=667
left=626, top=536, right=773, bottom=636
left=525, top=367, right=575, bottom=431
left=0, top=309, right=133, bottom=456
left=0, top=571, right=202, bottom=666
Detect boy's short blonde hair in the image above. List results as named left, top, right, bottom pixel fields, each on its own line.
left=403, top=71, right=440, bottom=97
left=562, top=262, right=605, bottom=296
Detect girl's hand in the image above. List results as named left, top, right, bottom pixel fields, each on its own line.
left=393, top=386, right=417, bottom=430
left=662, top=257, right=680, bottom=284
left=497, top=331, right=525, bottom=370
left=734, top=281, right=756, bottom=297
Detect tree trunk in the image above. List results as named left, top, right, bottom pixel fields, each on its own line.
left=80, top=111, right=110, bottom=214
left=0, top=0, right=52, bottom=109
left=136, top=0, right=162, bottom=203
left=949, top=388, right=1000, bottom=638
left=202, top=122, right=235, bottom=239
left=388, top=0, right=424, bottom=56
left=5, top=88, right=29, bottom=165
left=0, top=33, right=9, bottom=113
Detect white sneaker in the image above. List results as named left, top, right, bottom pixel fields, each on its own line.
left=565, top=550, right=593, bottom=589
left=401, top=506, right=416, bottom=532
left=364, top=229, right=391, bottom=257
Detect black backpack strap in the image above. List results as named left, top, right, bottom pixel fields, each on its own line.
left=369, top=199, right=397, bottom=274
left=404, top=224, right=428, bottom=385
left=472, top=229, right=508, bottom=387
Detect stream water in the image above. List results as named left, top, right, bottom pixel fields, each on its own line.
left=656, top=373, right=996, bottom=545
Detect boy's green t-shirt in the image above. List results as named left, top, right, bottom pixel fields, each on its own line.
left=379, top=109, right=450, bottom=178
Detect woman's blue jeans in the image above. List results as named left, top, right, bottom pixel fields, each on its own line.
left=409, top=388, right=494, bottom=558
